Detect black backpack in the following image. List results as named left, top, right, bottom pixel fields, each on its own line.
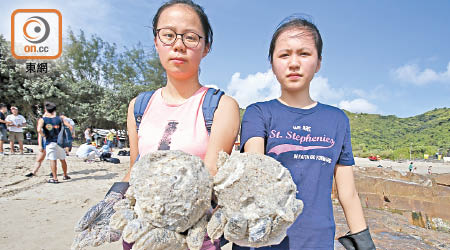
left=100, top=152, right=112, bottom=161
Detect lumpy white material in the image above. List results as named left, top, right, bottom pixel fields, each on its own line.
left=207, top=152, right=304, bottom=247
left=110, top=150, right=213, bottom=250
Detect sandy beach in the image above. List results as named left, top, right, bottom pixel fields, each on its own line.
left=0, top=145, right=449, bottom=250
left=354, top=157, right=450, bottom=175
left=0, top=145, right=128, bottom=250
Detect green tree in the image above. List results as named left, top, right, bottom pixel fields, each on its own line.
left=0, top=35, right=69, bottom=128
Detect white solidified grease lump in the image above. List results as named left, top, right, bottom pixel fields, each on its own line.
left=110, top=150, right=213, bottom=250
left=207, top=152, right=304, bottom=247
left=110, top=150, right=303, bottom=249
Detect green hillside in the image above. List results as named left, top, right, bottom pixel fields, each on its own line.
left=346, top=107, right=450, bottom=160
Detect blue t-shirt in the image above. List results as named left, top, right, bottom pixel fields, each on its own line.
left=237, top=99, right=355, bottom=250
left=43, top=116, right=63, bottom=146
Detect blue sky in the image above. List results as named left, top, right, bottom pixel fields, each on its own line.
left=1, top=0, right=449, bottom=117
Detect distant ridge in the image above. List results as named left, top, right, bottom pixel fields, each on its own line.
left=345, top=107, right=450, bottom=159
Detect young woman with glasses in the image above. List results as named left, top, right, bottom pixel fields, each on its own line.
left=72, top=1, right=240, bottom=249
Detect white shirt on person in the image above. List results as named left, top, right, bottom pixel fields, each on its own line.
left=6, top=114, right=26, bottom=132
left=76, top=144, right=99, bottom=158
left=84, top=129, right=92, bottom=140
left=64, top=117, right=75, bottom=128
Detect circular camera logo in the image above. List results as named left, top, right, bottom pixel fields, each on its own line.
left=23, top=16, right=50, bottom=44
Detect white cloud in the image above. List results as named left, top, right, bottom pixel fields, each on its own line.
left=338, top=98, right=378, bottom=113
left=224, top=70, right=377, bottom=113
left=204, top=84, right=219, bottom=89
left=351, top=85, right=387, bottom=101
left=225, top=69, right=280, bottom=108
left=352, top=89, right=367, bottom=98
left=310, top=76, right=344, bottom=102
left=392, top=62, right=450, bottom=85
left=225, top=70, right=347, bottom=108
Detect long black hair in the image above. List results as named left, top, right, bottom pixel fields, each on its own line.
left=152, top=0, right=213, bottom=51
left=268, top=14, right=323, bottom=63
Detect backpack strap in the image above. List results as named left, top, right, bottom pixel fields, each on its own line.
left=133, top=91, right=155, bottom=132
left=202, top=88, right=224, bottom=135
left=133, top=88, right=224, bottom=134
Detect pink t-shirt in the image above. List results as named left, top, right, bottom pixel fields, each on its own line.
left=138, top=87, right=210, bottom=160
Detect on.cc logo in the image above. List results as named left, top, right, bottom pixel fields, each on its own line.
left=11, top=9, right=62, bottom=59
left=23, top=16, right=50, bottom=44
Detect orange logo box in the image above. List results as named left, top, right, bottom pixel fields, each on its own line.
left=11, top=9, right=62, bottom=59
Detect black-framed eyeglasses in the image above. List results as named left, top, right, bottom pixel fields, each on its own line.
left=156, top=28, right=203, bottom=48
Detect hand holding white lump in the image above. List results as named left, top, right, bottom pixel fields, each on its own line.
left=207, top=152, right=304, bottom=247
left=109, top=150, right=213, bottom=250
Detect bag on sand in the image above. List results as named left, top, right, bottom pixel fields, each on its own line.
left=118, top=150, right=130, bottom=156
left=100, top=152, right=112, bottom=161
left=105, top=157, right=120, bottom=164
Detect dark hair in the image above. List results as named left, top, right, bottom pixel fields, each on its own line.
left=0, top=103, right=6, bottom=109
left=44, top=101, right=57, bottom=113
left=152, top=0, right=213, bottom=50
left=268, top=14, right=323, bottom=63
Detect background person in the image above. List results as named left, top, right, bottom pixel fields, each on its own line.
left=106, top=129, right=115, bottom=151
left=25, top=131, right=32, bottom=145
left=6, top=106, right=26, bottom=155
left=84, top=128, right=93, bottom=144
left=37, top=101, right=73, bottom=183
left=76, top=142, right=100, bottom=162
left=63, top=117, right=75, bottom=155
left=25, top=133, right=47, bottom=177
left=0, top=103, right=11, bottom=155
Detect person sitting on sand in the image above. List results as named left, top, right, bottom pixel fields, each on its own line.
left=100, top=144, right=111, bottom=153
left=76, top=142, right=100, bottom=162
left=0, top=103, right=11, bottom=155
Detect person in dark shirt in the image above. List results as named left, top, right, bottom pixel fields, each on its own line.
left=238, top=16, right=375, bottom=250
left=0, top=103, right=12, bottom=155
left=36, top=101, right=73, bottom=183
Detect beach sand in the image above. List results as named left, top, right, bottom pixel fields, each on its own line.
left=0, top=145, right=127, bottom=250
left=0, top=145, right=449, bottom=249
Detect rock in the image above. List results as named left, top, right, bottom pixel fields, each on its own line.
left=208, top=152, right=303, bottom=247
left=350, top=166, right=450, bottom=222
left=435, top=173, right=450, bottom=187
